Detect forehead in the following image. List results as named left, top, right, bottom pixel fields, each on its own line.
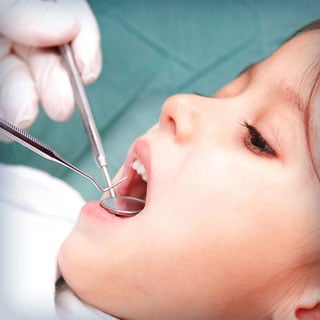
left=252, top=29, right=320, bottom=112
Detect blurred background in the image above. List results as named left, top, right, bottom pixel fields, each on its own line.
left=0, top=0, right=319, bottom=201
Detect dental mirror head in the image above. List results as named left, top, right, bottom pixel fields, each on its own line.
left=100, top=196, right=145, bottom=216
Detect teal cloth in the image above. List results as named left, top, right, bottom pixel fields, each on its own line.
left=0, top=0, right=319, bottom=200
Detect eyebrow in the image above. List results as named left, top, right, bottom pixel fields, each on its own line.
left=239, top=62, right=304, bottom=112
left=274, top=81, right=304, bottom=112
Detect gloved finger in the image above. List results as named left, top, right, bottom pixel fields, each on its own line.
left=65, top=0, right=102, bottom=85
left=0, top=54, right=38, bottom=138
left=13, top=43, right=74, bottom=122
left=0, top=0, right=79, bottom=47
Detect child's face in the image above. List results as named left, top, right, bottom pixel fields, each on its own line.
left=58, top=30, right=320, bottom=319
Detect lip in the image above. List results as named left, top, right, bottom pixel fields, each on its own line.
left=81, top=200, right=124, bottom=223
left=115, top=138, right=151, bottom=200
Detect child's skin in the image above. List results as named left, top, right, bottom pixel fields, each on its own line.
left=58, top=26, right=320, bottom=320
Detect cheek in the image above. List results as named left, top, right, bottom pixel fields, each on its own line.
left=155, top=155, right=303, bottom=285
left=138, top=199, right=281, bottom=308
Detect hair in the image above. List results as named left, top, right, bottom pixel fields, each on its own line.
left=290, top=19, right=320, bottom=38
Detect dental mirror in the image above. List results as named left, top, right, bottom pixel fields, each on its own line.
left=100, top=196, right=146, bottom=216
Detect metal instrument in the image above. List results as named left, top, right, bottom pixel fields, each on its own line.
left=59, top=44, right=145, bottom=216
left=0, top=116, right=125, bottom=193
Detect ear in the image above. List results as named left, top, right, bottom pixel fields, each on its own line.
left=296, top=303, right=320, bottom=320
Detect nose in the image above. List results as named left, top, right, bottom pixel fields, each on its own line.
left=159, top=94, right=208, bottom=142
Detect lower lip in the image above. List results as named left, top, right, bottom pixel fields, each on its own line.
left=81, top=200, right=124, bottom=223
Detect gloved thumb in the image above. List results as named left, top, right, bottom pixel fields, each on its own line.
left=0, top=0, right=79, bottom=47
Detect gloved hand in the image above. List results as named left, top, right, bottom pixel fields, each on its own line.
left=0, top=0, right=102, bottom=140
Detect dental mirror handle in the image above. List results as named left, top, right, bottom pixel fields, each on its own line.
left=58, top=43, right=115, bottom=197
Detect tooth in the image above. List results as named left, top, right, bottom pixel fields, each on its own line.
left=132, top=159, right=144, bottom=173
left=137, top=164, right=146, bottom=175
left=141, top=172, right=148, bottom=182
left=131, top=159, right=148, bottom=182
left=132, top=159, right=140, bottom=170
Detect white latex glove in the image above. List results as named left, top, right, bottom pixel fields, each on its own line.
left=0, top=0, right=102, bottom=139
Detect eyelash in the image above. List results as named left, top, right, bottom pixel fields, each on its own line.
left=241, top=122, right=276, bottom=158
left=194, top=91, right=211, bottom=98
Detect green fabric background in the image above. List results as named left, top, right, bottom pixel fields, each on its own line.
left=0, top=0, right=319, bottom=200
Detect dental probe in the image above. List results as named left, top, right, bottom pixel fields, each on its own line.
left=0, top=117, right=125, bottom=193
left=58, top=44, right=116, bottom=197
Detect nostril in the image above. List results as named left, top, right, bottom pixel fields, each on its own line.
left=159, top=104, right=177, bottom=136
left=167, top=115, right=176, bottom=136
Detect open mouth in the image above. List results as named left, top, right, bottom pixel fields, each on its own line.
left=118, top=158, right=148, bottom=201
left=100, top=157, right=149, bottom=217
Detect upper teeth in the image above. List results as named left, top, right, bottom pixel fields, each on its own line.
left=132, top=159, right=148, bottom=182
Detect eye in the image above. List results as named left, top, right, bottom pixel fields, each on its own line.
left=241, top=122, right=276, bottom=157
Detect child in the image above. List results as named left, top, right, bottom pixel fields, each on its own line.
left=58, top=20, right=320, bottom=320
